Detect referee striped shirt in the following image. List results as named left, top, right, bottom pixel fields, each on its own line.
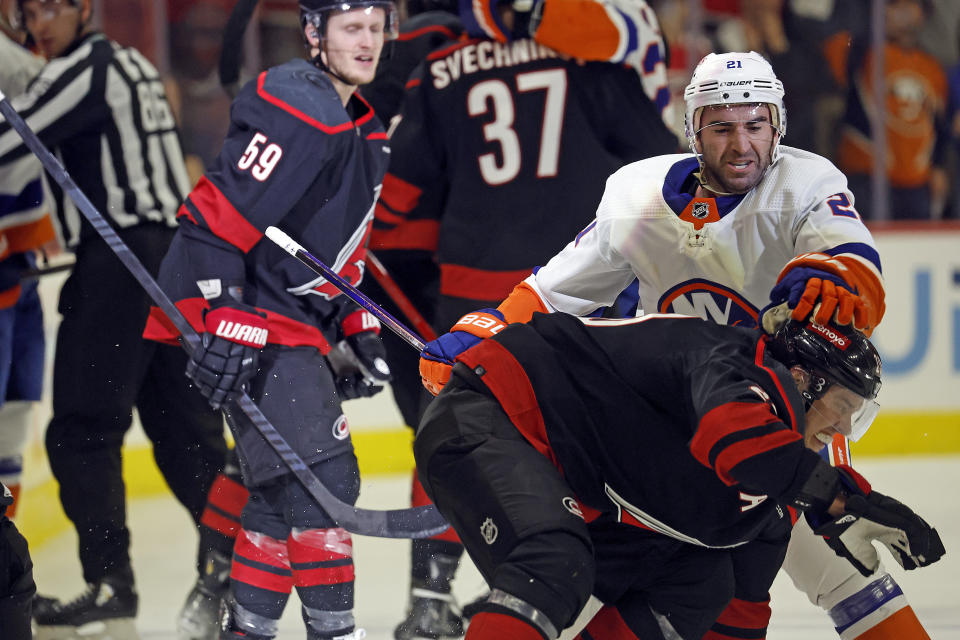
left=0, top=32, right=190, bottom=248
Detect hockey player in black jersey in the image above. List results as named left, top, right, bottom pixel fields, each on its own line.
left=143, top=1, right=397, bottom=639
left=413, top=314, right=944, bottom=640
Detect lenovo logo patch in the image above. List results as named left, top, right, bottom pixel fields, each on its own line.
left=808, top=322, right=849, bottom=350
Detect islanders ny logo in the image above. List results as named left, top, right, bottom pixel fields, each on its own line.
left=658, top=279, right=759, bottom=327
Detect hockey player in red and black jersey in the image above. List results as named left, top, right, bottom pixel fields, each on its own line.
left=414, top=313, right=944, bottom=640
left=371, top=2, right=678, bottom=634
left=143, top=1, right=398, bottom=638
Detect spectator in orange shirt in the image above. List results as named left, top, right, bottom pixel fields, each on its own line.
left=823, top=0, right=949, bottom=220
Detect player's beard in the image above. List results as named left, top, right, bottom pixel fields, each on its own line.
left=701, top=150, right=771, bottom=195
left=323, top=48, right=380, bottom=87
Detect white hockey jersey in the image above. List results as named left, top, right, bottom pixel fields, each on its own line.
left=526, top=146, right=882, bottom=327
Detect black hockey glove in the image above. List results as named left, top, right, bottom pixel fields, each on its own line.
left=186, top=302, right=268, bottom=410
left=811, top=465, right=945, bottom=577
left=330, top=310, right=391, bottom=401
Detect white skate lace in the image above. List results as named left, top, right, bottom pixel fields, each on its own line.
left=52, top=582, right=100, bottom=612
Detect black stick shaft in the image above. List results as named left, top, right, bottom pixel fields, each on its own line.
left=0, top=93, right=447, bottom=539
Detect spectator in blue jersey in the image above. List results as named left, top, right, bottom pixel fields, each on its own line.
left=1, top=1, right=228, bottom=636
left=143, top=0, right=397, bottom=638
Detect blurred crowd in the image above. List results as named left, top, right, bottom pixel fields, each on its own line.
left=152, top=0, right=960, bottom=222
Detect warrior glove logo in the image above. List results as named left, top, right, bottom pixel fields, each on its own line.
left=214, top=320, right=268, bottom=348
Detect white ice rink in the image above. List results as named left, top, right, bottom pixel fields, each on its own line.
left=28, top=455, right=960, bottom=640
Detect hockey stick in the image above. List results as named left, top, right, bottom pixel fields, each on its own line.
left=267, top=226, right=427, bottom=352
left=20, top=259, right=75, bottom=281
left=0, top=90, right=448, bottom=540
left=218, top=0, right=259, bottom=98
left=366, top=250, right=438, bottom=341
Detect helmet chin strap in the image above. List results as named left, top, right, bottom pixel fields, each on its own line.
left=310, top=50, right=351, bottom=85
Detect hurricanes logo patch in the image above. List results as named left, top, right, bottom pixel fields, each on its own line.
left=562, top=497, right=584, bottom=519
left=332, top=415, right=350, bottom=440
left=480, top=517, right=498, bottom=544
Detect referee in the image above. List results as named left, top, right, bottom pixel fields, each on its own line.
left=0, top=1, right=226, bottom=635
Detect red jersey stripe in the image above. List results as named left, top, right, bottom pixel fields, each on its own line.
left=380, top=172, right=423, bottom=214
left=186, top=177, right=263, bottom=253
left=370, top=219, right=439, bottom=251
left=143, top=299, right=333, bottom=353
left=256, top=72, right=357, bottom=133
left=691, top=402, right=783, bottom=468
left=713, top=430, right=803, bottom=486
left=714, top=597, right=771, bottom=630
left=456, top=339, right=559, bottom=469
left=440, top=264, right=532, bottom=301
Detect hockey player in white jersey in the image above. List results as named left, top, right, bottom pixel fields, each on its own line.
left=420, top=52, right=932, bottom=639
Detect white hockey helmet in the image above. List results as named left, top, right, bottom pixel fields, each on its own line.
left=684, top=51, right=786, bottom=163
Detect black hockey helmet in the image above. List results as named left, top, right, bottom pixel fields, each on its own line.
left=767, top=320, right=882, bottom=440
left=299, top=0, right=399, bottom=46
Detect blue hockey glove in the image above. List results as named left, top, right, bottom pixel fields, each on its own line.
left=811, top=465, right=945, bottom=577
left=186, top=302, right=268, bottom=410
left=419, top=309, right=506, bottom=395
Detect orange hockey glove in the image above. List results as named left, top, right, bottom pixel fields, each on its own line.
left=419, top=309, right=506, bottom=395
left=765, top=253, right=885, bottom=336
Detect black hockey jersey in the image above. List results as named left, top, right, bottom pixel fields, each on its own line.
left=361, top=10, right=464, bottom=122
left=373, top=37, right=679, bottom=305
left=456, top=313, right=824, bottom=548
left=145, top=59, right=389, bottom=350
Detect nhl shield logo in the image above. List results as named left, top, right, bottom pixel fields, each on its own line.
left=692, top=201, right=711, bottom=219
left=480, top=517, right=498, bottom=545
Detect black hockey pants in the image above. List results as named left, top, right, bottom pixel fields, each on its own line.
left=45, top=224, right=226, bottom=585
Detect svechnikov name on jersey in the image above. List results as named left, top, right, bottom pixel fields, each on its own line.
left=428, top=39, right=560, bottom=89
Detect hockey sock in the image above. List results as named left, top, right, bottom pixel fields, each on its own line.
left=575, top=606, right=641, bottom=639
left=289, top=527, right=356, bottom=637
left=230, top=529, right=293, bottom=622
left=198, top=462, right=248, bottom=566
left=703, top=597, right=771, bottom=640
left=466, top=611, right=549, bottom=640
left=853, top=606, right=929, bottom=640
